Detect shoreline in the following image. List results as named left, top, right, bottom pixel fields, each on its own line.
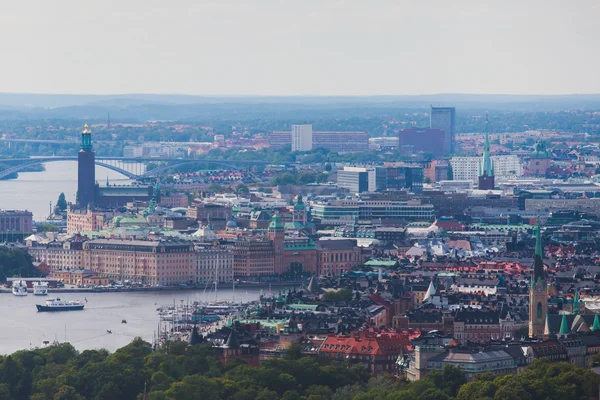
left=1, top=280, right=303, bottom=294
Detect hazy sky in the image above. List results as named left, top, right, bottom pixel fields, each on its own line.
left=1, top=0, right=599, bottom=96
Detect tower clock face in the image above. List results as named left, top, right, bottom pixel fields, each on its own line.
left=538, top=287, right=542, bottom=293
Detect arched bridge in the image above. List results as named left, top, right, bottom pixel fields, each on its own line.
left=0, top=156, right=268, bottom=180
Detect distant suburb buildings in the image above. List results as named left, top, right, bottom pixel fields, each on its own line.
left=270, top=125, right=369, bottom=153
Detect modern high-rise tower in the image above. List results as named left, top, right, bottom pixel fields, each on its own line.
left=77, top=124, right=96, bottom=208
left=291, top=124, right=313, bottom=152
left=430, top=106, right=456, bottom=155
left=529, top=223, right=547, bottom=338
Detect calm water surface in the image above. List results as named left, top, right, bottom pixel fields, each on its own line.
left=0, top=288, right=261, bottom=354
left=0, top=161, right=264, bottom=354
left=0, top=161, right=136, bottom=221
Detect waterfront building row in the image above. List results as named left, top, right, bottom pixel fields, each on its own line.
left=27, top=235, right=365, bottom=283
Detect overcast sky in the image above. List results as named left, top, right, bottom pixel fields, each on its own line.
left=1, top=0, right=598, bottom=96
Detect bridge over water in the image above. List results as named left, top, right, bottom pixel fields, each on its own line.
left=0, top=156, right=268, bottom=180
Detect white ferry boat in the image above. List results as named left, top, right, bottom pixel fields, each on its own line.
left=36, top=298, right=84, bottom=312
left=33, top=281, right=49, bottom=296
left=12, top=280, right=28, bottom=296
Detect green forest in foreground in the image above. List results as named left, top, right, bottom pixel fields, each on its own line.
left=0, top=338, right=598, bottom=400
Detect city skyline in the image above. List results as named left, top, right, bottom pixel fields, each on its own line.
left=1, top=0, right=599, bottom=96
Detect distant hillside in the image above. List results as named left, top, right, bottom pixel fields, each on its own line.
left=0, top=93, right=599, bottom=123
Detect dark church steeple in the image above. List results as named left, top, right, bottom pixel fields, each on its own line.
left=478, top=113, right=495, bottom=190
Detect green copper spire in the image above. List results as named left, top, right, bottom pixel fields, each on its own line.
left=592, top=314, right=600, bottom=332
left=481, top=113, right=493, bottom=176
left=559, top=314, right=569, bottom=336
left=294, top=194, right=305, bottom=210
left=573, top=290, right=580, bottom=315
left=80, top=123, right=92, bottom=150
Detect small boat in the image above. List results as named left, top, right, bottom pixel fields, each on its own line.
left=12, top=280, right=28, bottom=296
left=36, top=298, right=85, bottom=312
left=33, top=281, right=48, bottom=296
left=121, top=319, right=127, bottom=324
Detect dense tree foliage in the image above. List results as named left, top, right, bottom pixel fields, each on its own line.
left=0, top=338, right=596, bottom=400
left=56, top=193, right=67, bottom=212
left=321, top=289, right=354, bottom=303
left=0, top=246, right=40, bottom=281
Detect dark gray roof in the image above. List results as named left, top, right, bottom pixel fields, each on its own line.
left=317, top=239, right=357, bottom=250
left=454, top=308, right=499, bottom=324
left=223, top=330, right=241, bottom=349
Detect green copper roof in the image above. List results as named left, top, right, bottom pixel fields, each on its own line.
left=294, top=194, right=305, bottom=211
left=365, top=260, right=398, bottom=267
left=531, top=139, right=551, bottom=159
left=559, top=314, right=570, bottom=336
left=573, top=290, right=580, bottom=315
left=592, top=314, right=600, bottom=332
left=268, top=213, right=283, bottom=230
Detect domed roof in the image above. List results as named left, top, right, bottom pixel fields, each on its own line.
left=226, top=218, right=238, bottom=228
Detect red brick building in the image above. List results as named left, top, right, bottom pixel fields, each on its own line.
left=319, top=329, right=415, bottom=376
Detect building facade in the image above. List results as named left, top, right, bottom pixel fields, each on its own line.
left=337, top=167, right=369, bottom=193
left=450, top=155, right=523, bottom=183
left=316, top=239, right=363, bottom=276
left=0, top=210, right=33, bottom=240
left=270, top=130, right=369, bottom=153
left=398, top=128, right=446, bottom=157
left=311, top=199, right=435, bottom=225
left=67, top=208, right=106, bottom=234
left=233, top=239, right=275, bottom=277
left=81, top=238, right=195, bottom=285
left=195, top=244, right=234, bottom=284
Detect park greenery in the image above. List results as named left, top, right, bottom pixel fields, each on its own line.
left=0, top=247, right=39, bottom=282
left=0, top=337, right=596, bottom=400
left=56, top=193, right=67, bottom=212
left=321, top=288, right=354, bottom=303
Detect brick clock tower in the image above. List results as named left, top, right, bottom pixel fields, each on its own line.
left=77, top=124, right=96, bottom=208
left=268, top=213, right=285, bottom=274
left=478, top=113, right=495, bottom=190
left=529, top=223, right=547, bottom=338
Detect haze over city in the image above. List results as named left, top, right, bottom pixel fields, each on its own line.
left=2, top=0, right=599, bottom=96
left=2, top=2, right=600, bottom=400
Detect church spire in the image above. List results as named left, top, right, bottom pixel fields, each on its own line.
left=482, top=113, right=493, bottom=177
left=559, top=314, right=569, bottom=336
left=574, top=289, right=580, bottom=315
left=592, top=314, right=600, bottom=332
left=533, top=222, right=545, bottom=284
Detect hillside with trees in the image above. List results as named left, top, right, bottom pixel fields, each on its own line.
left=0, top=338, right=597, bottom=400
